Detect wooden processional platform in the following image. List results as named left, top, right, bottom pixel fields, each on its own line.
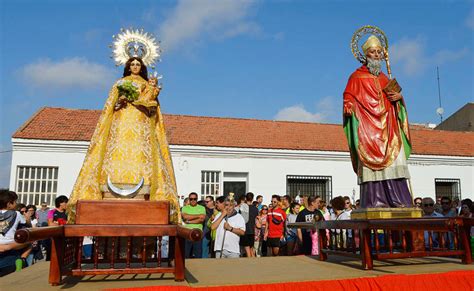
left=1, top=255, right=473, bottom=290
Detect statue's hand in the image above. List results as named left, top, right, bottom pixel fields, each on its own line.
left=118, top=95, right=128, bottom=103
left=386, top=91, right=402, bottom=102
left=153, top=87, right=160, bottom=97
left=343, top=104, right=353, bottom=116
left=115, top=95, right=128, bottom=110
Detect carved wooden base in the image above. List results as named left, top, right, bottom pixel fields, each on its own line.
left=102, top=192, right=150, bottom=200
left=351, top=207, right=422, bottom=220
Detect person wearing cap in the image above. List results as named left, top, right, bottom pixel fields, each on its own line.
left=343, top=35, right=412, bottom=209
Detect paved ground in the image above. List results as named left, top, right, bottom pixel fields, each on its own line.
left=1, top=256, right=473, bottom=290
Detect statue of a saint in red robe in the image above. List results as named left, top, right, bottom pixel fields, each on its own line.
left=343, top=35, right=412, bottom=208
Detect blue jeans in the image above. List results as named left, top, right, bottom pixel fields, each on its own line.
left=0, top=249, right=21, bottom=276
left=185, top=239, right=202, bottom=258
left=83, top=244, right=92, bottom=259
left=201, top=235, right=210, bottom=258
left=26, top=253, right=34, bottom=267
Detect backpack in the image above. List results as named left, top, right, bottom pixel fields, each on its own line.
left=0, top=210, right=17, bottom=236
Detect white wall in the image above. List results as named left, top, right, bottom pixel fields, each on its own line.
left=172, top=148, right=359, bottom=204
left=10, top=139, right=474, bottom=206
left=9, top=139, right=88, bottom=196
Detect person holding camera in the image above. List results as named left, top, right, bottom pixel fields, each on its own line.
left=212, top=198, right=245, bottom=259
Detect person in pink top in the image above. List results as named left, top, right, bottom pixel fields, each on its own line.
left=47, top=196, right=68, bottom=226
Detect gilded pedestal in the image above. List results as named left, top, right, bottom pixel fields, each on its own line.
left=351, top=207, right=422, bottom=219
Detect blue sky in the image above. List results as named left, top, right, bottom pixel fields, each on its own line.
left=0, top=0, right=473, bottom=188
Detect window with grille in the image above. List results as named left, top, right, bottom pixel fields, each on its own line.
left=435, top=178, right=461, bottom=201
left=16, top=166, right=58, bottom=206
left=286, top=175, right=332, bottom=203
left=201, top=171, right=220, bottom=200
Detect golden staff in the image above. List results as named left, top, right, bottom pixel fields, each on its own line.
left=382, top=45, right=401, bottom=93
left=383, top=47, right=393, bottom=80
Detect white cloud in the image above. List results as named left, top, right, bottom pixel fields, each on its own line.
left=220, top=21, right=262, bottom=39
left=466, top=8, right=474, bottom=30
left=20, top=57, right=115, bottom=90
left=433, top=48, right=469, bottom=64
left=390, top=37, right=469, bottom=76
left=158, top=0, right=259, bottom=52
left=275, top=105, right=324, bottom=123
left=390, top=36, right=427, bottom=76
left=274, top=97, right=336, bottom=123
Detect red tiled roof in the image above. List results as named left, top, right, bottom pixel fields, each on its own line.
left=12, top=107, right=474, bottom=157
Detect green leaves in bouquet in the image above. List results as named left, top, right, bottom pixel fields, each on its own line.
left=117, top=80, right=140, bottom=102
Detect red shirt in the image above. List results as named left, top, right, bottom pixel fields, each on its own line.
left=267, top=208, right=286, bottom=238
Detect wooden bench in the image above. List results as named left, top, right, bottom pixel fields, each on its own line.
left=15, top=200, right=202, bottom=285
left=289, top=217, right=473, bottom=270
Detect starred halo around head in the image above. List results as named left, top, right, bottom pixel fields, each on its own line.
left=351, top=25, right=388, bottom=63
left=110, top=28, right=162, bottom=68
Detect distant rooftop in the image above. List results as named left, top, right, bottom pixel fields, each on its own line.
left=12, top=107, right=474, bottom=157
left=435, top=103, right=474, bottom=132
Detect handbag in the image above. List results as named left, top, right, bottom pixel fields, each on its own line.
left=270, top=211, right=282, bottom=225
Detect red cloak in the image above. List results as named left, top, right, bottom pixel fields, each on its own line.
left=343, top=65, right=411, bottom=172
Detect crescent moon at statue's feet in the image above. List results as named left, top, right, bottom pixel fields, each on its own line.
left=107, top=176, right=144, bottom=197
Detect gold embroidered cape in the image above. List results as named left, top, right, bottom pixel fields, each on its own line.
left=67, top=75, right=180, bottom=224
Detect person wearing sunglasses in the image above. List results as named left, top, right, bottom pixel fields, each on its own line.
left=439, top=196, right=456, bottom=249
left=439, top=196, right=456, bottom=218
left=264, top=195, right=286, bottom=256
left=421, top=197, right=443, bottom=249
left=181, top=192, right=206, bottom=258
left=421, top=198, right=442, bottom=217
left=16, top=204, right=31, bottom=229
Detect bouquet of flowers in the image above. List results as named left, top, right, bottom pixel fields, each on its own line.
left=116, top=80, right=140, bottom=102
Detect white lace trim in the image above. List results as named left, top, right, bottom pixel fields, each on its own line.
left=358, top=147, right=410, bottom=183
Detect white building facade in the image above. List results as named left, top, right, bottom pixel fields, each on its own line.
left=9, top=138, right=473, bottom=207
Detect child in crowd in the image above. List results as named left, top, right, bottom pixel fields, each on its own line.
left=47, top=196, right=69, bottom=226
left=0, top=190, right=31, bottom=276
left=254, top=206, right=268, bottom=257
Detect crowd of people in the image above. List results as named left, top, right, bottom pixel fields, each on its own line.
left=181, top=192, right=355, bottom=258
left=181, top=192, right=474, bottom=259
left=2, top=188, right=473, bottom=276
left=0, top=189, right=69, bottom=276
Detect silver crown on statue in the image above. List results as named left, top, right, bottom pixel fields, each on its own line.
left=110, top=27, right=162, bottom=69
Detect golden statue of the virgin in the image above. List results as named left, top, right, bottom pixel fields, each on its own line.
left=67, top=28, right=180, bottom=223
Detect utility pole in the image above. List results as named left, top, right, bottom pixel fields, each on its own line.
left=436, top=66, right=444, bottom=123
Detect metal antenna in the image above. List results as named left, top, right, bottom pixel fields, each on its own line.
left=436, top=66, right=444, bottom=123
